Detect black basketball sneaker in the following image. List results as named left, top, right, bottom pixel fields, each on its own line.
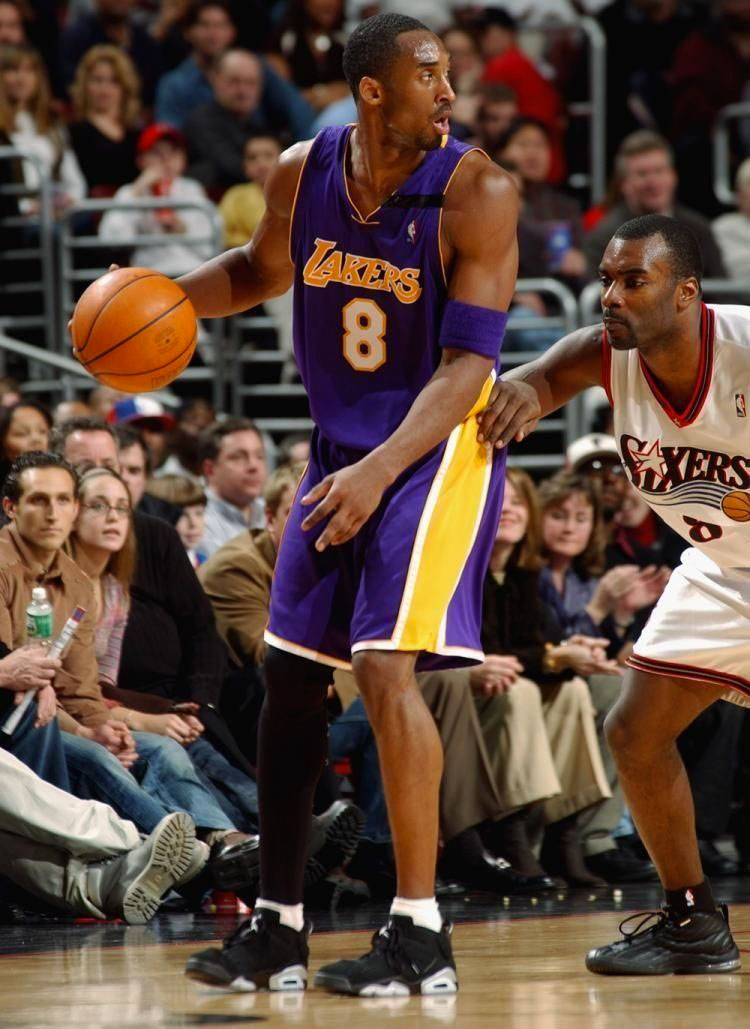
left=585, top=905, right=741, bottom=975
left=314, top=914, right=458, bottom=996
left=185, top=908, right=310, bottom=991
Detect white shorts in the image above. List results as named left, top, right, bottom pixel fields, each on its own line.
left=627, top=547, right=750, bottom=708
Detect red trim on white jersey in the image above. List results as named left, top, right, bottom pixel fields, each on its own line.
left=637, top=304, right=715, bottom=428
left=627, top=649, right=750, bottom=698
left=601, top=327, right=613, bottom=406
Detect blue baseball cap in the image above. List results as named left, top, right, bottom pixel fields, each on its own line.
left=108, top=396, right=176, bottom=431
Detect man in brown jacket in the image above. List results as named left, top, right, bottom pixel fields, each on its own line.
left=0, top=451, right=137, bottom=768
left=199, top=464, right=297, bottom=666
left=0, top=452, right=257, bottom=855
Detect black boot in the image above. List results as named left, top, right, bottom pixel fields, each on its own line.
left=480, top=808, right=547, bottom=878
left=541, top=815, right=606, bottom=888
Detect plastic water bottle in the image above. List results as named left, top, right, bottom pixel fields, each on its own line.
left=544, top=221, right=573, bottom=272
left=26, top=587, right=53, bottom=646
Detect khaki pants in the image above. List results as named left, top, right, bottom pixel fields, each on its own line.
left=333, top=668, right=504, bottom=842
left=577, top=673, right=625, bottom=856
left=475, top=675, right=611, bottom=825
left=0, top=748, right=139, bottom=917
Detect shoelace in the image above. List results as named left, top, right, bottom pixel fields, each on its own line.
left=618, top=907, right=674, bottom=944
left=357, top=922, right=411, bottom=973
left=363, top=920, right=452, bottom=975
left=223, top=914, right=266, bottom=950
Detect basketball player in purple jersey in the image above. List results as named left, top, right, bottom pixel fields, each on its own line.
left=181, top=14, right=518, bottom=995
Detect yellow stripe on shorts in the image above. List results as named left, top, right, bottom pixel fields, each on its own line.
left=392, top=375, right=495, bottom=653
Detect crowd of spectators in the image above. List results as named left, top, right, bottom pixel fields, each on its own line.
left=3, top=0, right=750, bottom=331
left=0, top=380, right=746, bottom=921
left=1, top=0, right=750, bottom=922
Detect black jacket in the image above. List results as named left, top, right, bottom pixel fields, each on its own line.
left=119, top=512, right=227, bottom=707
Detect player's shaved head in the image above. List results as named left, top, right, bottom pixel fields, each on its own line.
left=343, top=12, right=431, bottom=101
left=612, top=214, right=703, bottom=287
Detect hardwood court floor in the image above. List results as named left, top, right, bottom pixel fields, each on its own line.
left=2, top=881, right=750, bottom=1028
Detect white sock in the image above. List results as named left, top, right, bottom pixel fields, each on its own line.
left=255, top=898, right=304, bottom=932
left=390, top=896, right=442, bottom=933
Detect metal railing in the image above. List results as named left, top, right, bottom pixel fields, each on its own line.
left=567, top=17, right=607, bottom=204
left=0, top=330, right=184, bottom=411
left=229, top=278, right=582, bottom=465
left=0, top=329, right=102, bottom=399
left=713, top=101, right=750, bottom=206
left=505, top=278, right=584, bottom=462
left=0, top=147, right=57, bottom=354
left=518, top=16, right=606, bottom=203
left=0, top=177, right=592, bottom=470
left=57, top=196, right=227, bottom=410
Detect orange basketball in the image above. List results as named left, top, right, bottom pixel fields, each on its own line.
left=721, top=490, right=750, bottom=522
left=71, top=267, right=197, bottom=394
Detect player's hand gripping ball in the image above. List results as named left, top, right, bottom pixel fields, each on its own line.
left=70, top=267, right=197, bottom=393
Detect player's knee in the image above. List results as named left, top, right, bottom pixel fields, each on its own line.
left=352, top=650, right=414, bottom=693
left=353, top=651, right=420, bottom=726
left=604, top=702, right=641, bottom=761
left=263, top=645, right=332, bottom=714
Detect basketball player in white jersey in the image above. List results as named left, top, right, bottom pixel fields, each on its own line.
left=477, top=213, right=745, bottom=975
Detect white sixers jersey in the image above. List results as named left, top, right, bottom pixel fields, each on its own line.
left=606, top=303, right=750, bottom=571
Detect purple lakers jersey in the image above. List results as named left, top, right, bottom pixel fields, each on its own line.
left=290, top=125, right=485, bottom=451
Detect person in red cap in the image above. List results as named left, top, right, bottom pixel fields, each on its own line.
left=97, top=122, right=217, bottom=278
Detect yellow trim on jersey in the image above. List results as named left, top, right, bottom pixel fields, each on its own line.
left=264, top=630, right=352, bottom=671
left=351, top=639, right=485, bottom=662
left=437, top=146, right=490, bottom=287
left=288, top=143, right=314, bottom=265
left=390, top=373, right=496, bottom=654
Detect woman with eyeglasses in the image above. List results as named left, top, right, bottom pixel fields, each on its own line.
left=537, top=470, right=669, bottom=653
left=68, top=468, right=146, bottom=731
left=68, top=468, right=260, bottom=833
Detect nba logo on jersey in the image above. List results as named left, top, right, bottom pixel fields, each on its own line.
left=407, top=219, right=417, bottom=244
left=735, top=392, right=746, bottom=417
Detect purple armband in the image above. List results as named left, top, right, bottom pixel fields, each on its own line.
left=438, top=299, right=508, bottom=359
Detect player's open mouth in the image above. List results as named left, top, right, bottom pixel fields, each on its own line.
left=433, top=114, right=450, bottom=133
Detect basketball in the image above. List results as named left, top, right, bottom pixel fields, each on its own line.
left=721, top=490, right=750, bottom=522
left=70, top=267, right=198, bottom=394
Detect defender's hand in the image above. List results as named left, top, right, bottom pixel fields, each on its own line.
left=476, top=379, right=541, bottom=448
left=300, top=457, right=391, bottom=551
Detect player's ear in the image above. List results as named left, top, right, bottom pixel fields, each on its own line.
left=676, top=276, right=700, bottom=310
left=358, top=75, right=384, bottom=107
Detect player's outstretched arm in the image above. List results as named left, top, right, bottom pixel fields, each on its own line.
left=476, top=325, right=606, bottom=448
left=176, top=142, right=311, bottom=318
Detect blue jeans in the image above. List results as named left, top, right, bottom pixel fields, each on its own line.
left=130, top=732, right=235, bottom=832
left=186, top=736, right=259, bottom=833
left=328, top=698, right=390, bottom=843
left=0, top=701, right=70, bottom=791
left=63, top=732, right=169, bottom=833
left=64, top=731, right=235, bottom=833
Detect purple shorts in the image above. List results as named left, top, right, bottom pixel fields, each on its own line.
left=266, top=416, right=506, bottom=672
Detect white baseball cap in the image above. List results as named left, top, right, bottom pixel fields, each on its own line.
left=565, top=432, right=619, bottom=471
